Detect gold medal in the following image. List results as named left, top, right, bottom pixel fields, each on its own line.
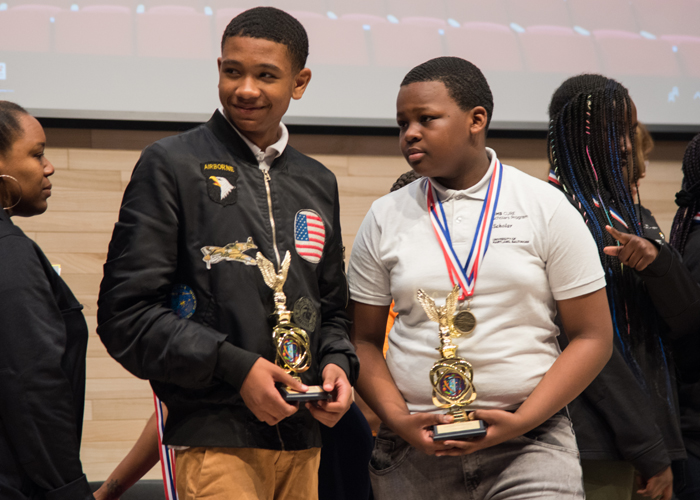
left=453, top=309, right=476, bottom=336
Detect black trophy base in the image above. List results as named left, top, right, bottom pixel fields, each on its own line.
left=432, top=419, right=487, bottom=441
left=279, top=385, right=330, bottom=402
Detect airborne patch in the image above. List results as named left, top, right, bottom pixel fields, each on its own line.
left=202, top=162, right=238, bottom=206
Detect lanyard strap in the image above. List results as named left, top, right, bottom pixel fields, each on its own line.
left=426, top=160, right=504, bottom=301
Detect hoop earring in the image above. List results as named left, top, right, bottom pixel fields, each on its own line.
left=0, top=174, right=23, bottom=212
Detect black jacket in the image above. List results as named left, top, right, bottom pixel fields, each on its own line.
left=97, top=111, right=358, bottom=450
left=674, top=223, right=700, bottom=459
left=0, top=212, right=93, bottom=500
left=557, top=202, right=700, bottom=479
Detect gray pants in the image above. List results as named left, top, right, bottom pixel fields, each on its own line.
left=370, top=413, right=584, bottom=500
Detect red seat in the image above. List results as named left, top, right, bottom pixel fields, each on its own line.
left=568, top=0, right=638, bottom=32
left=329, top=0, right=385, bottom=18
left=385, top=0, right=447, bottom=21
left=445, top=22, right=523, bottom=72
left=401, top=17, right=447, bottom=28
left=370, top=21, right=445, bottom=68
left=339, top=13, right=386, bottom=25
left=444, top=0, right=508, bottom=25
left=274, top=0, right=327, bottom=16
left=593, top=30, right=680, bottom=76
left=55, top=5, right=133, bottom=56
left=295, top=14, right=370, bottom=66
left=504, top=0, right=571, bottom=28
left=0, top=4, right=60, bottom=52
left=136, top=5, right=213, bottom=59
left=634, top=0, right=700, bottom=38
left=519, top=26, right=599, bottom=73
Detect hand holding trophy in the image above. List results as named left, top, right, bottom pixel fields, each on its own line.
left=417, top=285, right=486, bottom=440
left=257, top=251, right=329, bottom=402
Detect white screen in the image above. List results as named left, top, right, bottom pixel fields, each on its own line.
left=1, top=0, right=699, bottom=130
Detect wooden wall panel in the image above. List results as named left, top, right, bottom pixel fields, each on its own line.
left=11, top=130, right=687, bottom=486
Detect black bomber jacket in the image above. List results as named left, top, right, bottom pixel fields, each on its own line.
left=97, top=111, right=359, bottom=450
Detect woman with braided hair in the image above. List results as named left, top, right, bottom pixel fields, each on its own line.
left=548, top=75, right=700, bottom=500
left=669, top=133, right=700, bottom=500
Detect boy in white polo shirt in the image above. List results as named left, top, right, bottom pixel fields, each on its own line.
left=348, top=57, right=614, bottom=499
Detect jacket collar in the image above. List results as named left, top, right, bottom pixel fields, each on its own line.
left=205, top=110, right=288, bottom=171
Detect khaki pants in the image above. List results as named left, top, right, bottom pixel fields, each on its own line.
left=175, top=447, right=321, bottom=500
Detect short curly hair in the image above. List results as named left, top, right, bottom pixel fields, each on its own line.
left=401, top=57, right=494, bottom=129
left=222, top=7, right=309, bottom=73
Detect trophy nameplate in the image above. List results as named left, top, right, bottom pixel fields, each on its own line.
left=257, top=251, right=330, bottom=403
left=417, top=286, right=486, bottom=440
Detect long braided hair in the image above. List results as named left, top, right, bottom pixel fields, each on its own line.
left=548, top=74, right=668, bottom=388
left=669, top=134, right=700, bottom=255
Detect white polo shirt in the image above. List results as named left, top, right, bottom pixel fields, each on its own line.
left=348, top=148, right=606, bottom=412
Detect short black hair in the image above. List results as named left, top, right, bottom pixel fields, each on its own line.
left=222, top=7, right=309, bottom=73
left=0, top=101, right=28, bottom=158
left=401, top=57, right=494, bottom=129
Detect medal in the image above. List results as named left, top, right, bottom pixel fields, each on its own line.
left=426, top=159, right=504, bottom=331
left=453, top=309, right=476, bottom=336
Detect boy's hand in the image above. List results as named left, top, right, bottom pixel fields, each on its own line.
left=436, top=409, right=528, bottom=456
left=305, top=364, right=352, bottom=427
left=636, top=466, right=673, bottom=500
left=603, top=225, right=658, bottom=271
left=240, top=357, right=306, bottom=426
left=389, top=412, right=456, bottom=456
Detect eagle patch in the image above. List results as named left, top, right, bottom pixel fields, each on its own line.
left=202, top=162, right=238, bottom=206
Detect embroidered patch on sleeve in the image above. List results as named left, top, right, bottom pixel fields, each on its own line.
left=202, top=162, right=238, bottom=206
left=170, top=284, right=197, bottom=319
left=294, top=209, right=325, bottom=264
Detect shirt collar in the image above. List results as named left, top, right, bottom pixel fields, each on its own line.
left=429, top=148, right=498, bottom=202
left=217, top=107, right=288, bottom=164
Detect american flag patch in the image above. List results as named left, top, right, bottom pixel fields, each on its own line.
left=294, top=209, right=325, bottom=263
left=693, top=212, right=700, bottom=224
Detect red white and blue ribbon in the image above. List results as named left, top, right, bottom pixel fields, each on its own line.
left=154, top=393, right=178, bottom=500
left=693, top=212, right=700, bottom=224
left=592, top=197, right=629, bottom=229
left=426, top=160, right=504, bottom=300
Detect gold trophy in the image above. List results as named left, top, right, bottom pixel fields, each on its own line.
left=417, top=285, right=486, bottom=440
left=257, top=251, right=329, bottom=402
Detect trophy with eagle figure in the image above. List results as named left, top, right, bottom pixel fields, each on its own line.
left=417, top=285, right=487, bottom=440
left=257, top=251, right=329, bottom=402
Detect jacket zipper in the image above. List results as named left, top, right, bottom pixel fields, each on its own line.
left=263, top=169, right=285, bottom=450
left=263, top=169, right=281, bottom=269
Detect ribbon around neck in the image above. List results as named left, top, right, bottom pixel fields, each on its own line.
left=426, top=160, right=504, bottom=301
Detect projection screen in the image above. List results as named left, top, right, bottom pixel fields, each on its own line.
left=1, top=0, right=699, bottom=130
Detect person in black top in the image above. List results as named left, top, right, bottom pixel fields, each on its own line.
left=548, top=75, right=700, bottom=500
left=0, top=101, right=94, bottom=500
left=669, top=132, right=700, bottom=500
left=97, top=8, right=357, bottom=500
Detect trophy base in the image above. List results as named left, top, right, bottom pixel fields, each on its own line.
left=432, top=419, right=487, bottom=441
left=279, top=385, right=330, bottom=402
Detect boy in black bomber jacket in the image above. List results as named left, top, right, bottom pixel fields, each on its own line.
left=97, top=8, right=357, bottom=499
